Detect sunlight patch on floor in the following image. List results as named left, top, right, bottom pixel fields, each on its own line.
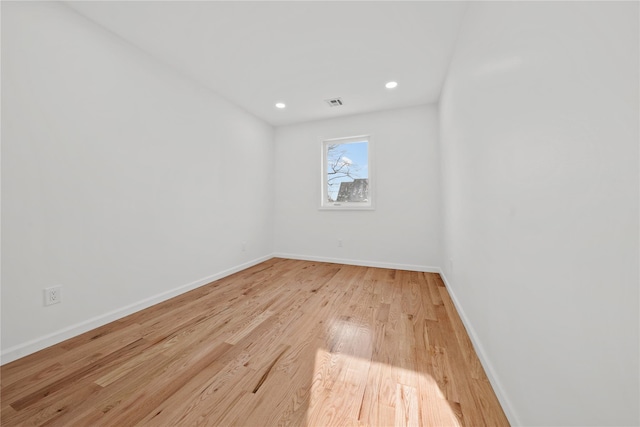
left=304, top=335, right=462, bottom=426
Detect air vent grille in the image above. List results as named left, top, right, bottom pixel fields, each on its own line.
left=325, top=98, right=343, bottom=107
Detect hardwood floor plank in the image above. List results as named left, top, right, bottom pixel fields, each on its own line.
left=396, top=383, right=420, bottom=427
left=135, top=352, right=253, bottom=425
left=9, top=337, right=148, bottom=411
left=97, top=342, right=235, bottom=426
left=2, top=321, right=144, bottom=397
left=418, top=272, right=438, bottom=321
left=358, top=360, right=396, bottom=426
left=1, top=347, right=67, bottom=387
left=438, top=285, right=486, bottom=381
left=426, top=273, right=444, bottom=306
left=4, top=383, right=104, bottom=427
left=1, top=258, right=509, bottom=427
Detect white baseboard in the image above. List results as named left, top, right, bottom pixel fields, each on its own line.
left=273, top=252, right=441, bottom=273
left=437, top=269, right=522, bottom=426
left=0, top=254, right=273, bottom=365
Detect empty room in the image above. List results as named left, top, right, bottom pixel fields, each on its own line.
left=1, top=1, right=638, bottom=426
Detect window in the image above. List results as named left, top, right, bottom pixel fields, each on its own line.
left=321, top=135, right=373, bottom=210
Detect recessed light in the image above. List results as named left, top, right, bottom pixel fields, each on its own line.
left=275, top=102, right=286, bottom=109
left=385, top=81, right=398, bottom=89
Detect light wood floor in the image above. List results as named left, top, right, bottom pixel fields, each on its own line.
left=1, top=258, right=509, bottom=426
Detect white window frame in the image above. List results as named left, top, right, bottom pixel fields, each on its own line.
left=320, top=135, right=374, bottom=210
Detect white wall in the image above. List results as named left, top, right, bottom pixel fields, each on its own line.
left=440, top=2, right=639, bottom=426
left=274, top=105, right=441, bottom=270
left=1, top=2, right=274, bottom=362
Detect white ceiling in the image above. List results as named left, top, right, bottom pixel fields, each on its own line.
left=67, top=1, right=468, bottom=126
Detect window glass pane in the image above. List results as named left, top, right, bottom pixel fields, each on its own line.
left=326, top=140, right=369, bottom=204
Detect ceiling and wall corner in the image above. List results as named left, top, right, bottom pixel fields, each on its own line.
left=65, top=1, right=468, bottom=126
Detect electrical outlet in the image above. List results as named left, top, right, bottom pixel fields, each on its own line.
left=242, top=241, right=247, bottom=252
left=338, top=239, right=343, bottom=247
left=44, top=286, right=62, bottom=306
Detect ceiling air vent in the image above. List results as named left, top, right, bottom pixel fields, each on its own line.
left=325, top=98, right=343, bottom=107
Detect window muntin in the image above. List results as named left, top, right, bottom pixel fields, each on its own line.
left=321, top=135, right=373, bottom=210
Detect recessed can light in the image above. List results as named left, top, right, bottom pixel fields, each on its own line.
left=275, top=102, right=286, bottom=109
left=385, top=81, right=398, bottom=89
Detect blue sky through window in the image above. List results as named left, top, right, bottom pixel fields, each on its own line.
left=326, top=141, right=368, bottom=202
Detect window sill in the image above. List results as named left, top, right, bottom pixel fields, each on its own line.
left=318, top=205, right=375, bottom=211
